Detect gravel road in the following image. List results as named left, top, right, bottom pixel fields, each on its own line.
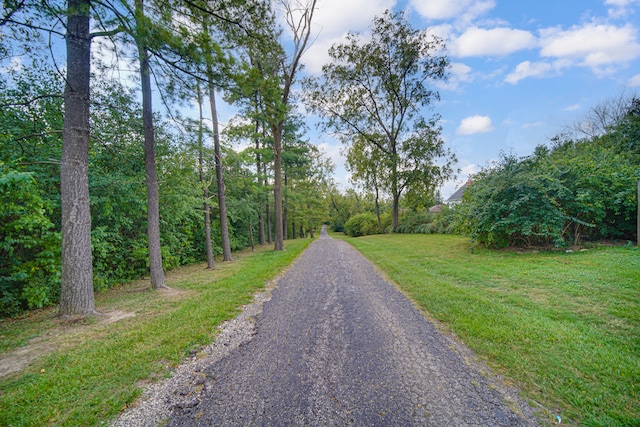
left=115, top=227, right=540, bottom=426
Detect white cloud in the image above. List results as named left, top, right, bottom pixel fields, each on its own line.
left=449, top=26, right=537, bottom=57
left=563, top=103, right=582, bottom=111
left=457, top=115, right=494, bottom=135
left=504, top=61, right=554, bottom=84
left=437, top=62, right=474, bottom=90
left=605, top=0, right=640, bottom=18
left=300, top=0, right=396, bottom=75
left=629, top=73, right=640, bottom=87
left=522, top=121, right=544, bottom=129
left=539, top=23, right=640, bottom=73
left=409, top=0, right=495, bottom=24
left=313, top=0, right=395, bottom=37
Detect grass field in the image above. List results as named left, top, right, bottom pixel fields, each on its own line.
left=0, top=239, right=312, bottom=427
left=333, top=233, right=639, bottom=426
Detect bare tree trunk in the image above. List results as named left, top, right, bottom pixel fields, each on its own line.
left=272, top=124, right=284, bottom=250
left=249, top=222, right=255, bottom=251
left=375, top=184, right=382, bottom=233
left=59, top=0, right=96, bottom=316
left=136, top=0, right=165, bottom=289
left=269, top=0, right=317, bottom=251
left=265, top=162, right=272, bottom=244
left=292, top=220, right=296, bottom=239
left=266, top=194, right=272, bottom=244
left=256, top=121, right=265, bottom=246
left=197, top=84, right=214, bottom=269
left=207, top=55, right=232, bottom=262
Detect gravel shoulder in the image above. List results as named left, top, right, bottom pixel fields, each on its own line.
left=113, top=228, right=540, bottom=426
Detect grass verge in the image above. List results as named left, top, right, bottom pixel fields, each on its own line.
left=333, top=232, right=639, bottom=426
left=0, top=239, right=311, bottom=426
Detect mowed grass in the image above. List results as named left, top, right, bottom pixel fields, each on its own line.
left=333, top=233, right=639, bottom=427
left=0, top=239, right=311, bottom=427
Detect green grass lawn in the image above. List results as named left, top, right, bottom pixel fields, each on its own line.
left=0, top=239, right=311, bottom=427
left=333, top=232, right=639, bottom=426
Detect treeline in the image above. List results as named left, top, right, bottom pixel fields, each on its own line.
left=0, top=0, right=331, bottom=316
left=330, top=95, right=640, bottom=247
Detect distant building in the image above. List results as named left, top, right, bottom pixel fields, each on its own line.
left=428, top=204, right=442, bottom=213
left=446, top=179, right=473, bottom=204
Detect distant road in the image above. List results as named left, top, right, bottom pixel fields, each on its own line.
left=167, top=226, right=539, bottom=426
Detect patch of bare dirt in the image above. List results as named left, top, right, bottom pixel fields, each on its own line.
left=0, top=310, right=136, bottom=379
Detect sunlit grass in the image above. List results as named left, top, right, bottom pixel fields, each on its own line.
left=333, top=232, right=639, bottom=426
left=0, top=239, right=311, bottom=426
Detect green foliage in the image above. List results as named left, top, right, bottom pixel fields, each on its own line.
left=458, top=100, right=640, bottom=248
left=396, top=205, right=457, bottom=235
left=344, top=212, right=379, bottom=237
left=0, top=164, right=60, bottom=315
left=306, top=10, right=454, bottom=227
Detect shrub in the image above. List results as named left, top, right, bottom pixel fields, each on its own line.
left=344, top=212, right=379, bottom=237
left=0, top=165, right=60, bottom=316
left=396, top=205, right=458, bottom=235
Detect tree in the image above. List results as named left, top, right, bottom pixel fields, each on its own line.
left=306, top=10, right=455, bottom=229
left=195, top=83, right=215, bottom=268
left=346, top=136, right=387, bottom=233
left=132, top=0, right=167, bottom=288
left=238, top=0, right=317, bottom=250
left=201, top=17, right=233, bottom=261
left=59, top=0, right=97, bottom=315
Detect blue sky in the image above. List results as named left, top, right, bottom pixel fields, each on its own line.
left=293, top=0, right=640, bottom=198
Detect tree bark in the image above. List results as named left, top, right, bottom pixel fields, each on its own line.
left=255, top=121, right=265, bottom=246
left=264, top=161, right=272, bottom=244
left=375, top=183, right=382, bottom=233
left=197, top=84, right=214, bottom=269
left=272, top=124, right=284, bottom=250
left=207, top=54, right=232, bottom=261
left=249, top=222, right=255, bottom=251
left=136, top=0, right=166, bottom=289
left=59, top=0, right=96, bottom=316
left=283, top=170, right=288, bottom=241
left=266, top=192, right=272, bottom=244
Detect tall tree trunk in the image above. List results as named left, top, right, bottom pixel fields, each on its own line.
left=255, top=121, right=265, bottom=246
left=283, top=171, right=288, bottom=241
left=59, top=0, right=96, bottom=316
left=391, top=156, right=400, bottom=230
left=136, top=0, right=166, bottom=289
left=272, top=124, right=284, bottom=250
left=249, top=222, right=255, bottom=251
left=292, top=219, right=296, bottom=239
left=375, top=183, right=382, bottom=233
left=207, top=70, right=232, bottom=261
left=264, top=161, right=272, bottom=244
left=197, top=84, right=214, bottom=269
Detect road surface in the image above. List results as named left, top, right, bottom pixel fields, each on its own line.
left=153, top=227, right=539, bottom=426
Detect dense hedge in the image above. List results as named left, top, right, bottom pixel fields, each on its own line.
left=344, top=212, right=379, bottom=237
left=458, top=101, right=640, bottom=248
left=395, top=205, right=457, bottom=235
